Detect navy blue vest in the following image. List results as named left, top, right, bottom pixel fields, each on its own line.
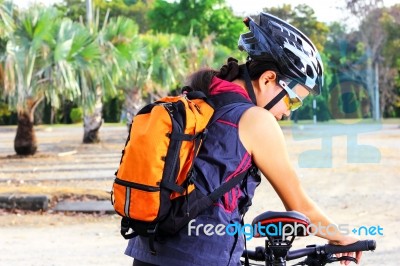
left=126, top=89, right=261, bottom=266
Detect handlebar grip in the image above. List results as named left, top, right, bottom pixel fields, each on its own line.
left=324, top=240, right=376, bottom=254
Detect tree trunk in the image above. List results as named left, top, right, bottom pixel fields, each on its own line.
left=83, top=86, right=103, bottom=143
left=14, top=112, right=37, bottom=156
left=123, top=89, right=145, bottom=130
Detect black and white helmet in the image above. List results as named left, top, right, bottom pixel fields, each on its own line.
left=238, top=12, right=324, bottom=95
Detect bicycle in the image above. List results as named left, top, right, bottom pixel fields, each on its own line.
left=241, top=211, right=376, bottom=266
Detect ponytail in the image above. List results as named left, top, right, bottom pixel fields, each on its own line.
left=186, top=57, right=241, bottom=96
left=185, top=57, right=281, bottom=96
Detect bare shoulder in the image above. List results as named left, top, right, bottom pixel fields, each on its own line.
left=240, top=106, right=276, bottom=125
left=238, top=106, right=286, bottom=155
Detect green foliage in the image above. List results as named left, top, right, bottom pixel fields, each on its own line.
left=381, top=7, right=400, bottom=66
left=0, top=100, right=11, bottom=116
left=54, top=0, right=86, bottom=23
left=139, top=33, right=189, bottom=91
left=95, top=0, right=153, bottom=33
left=137, top=32, right=240, bottom=94
left=95, top=16, right=146, bottom=104
left=316, top=96, right=331, bottom=121
left=123, top=0, right=138, bottom=6
left=103, top=97, right=124, bottom=122
left=380, top=5, right=400, bottom=117
left=2, top=5, right=62, bottom=112
left=148, top=0, right=245, bottom=50
left=293, top=96, right=330, bottom=122
left=55, top=0, right=153, bottom=33
left=69, top=106, right=83, bottom=123
left=0, top=99, right=11, bottom=124
left=47, top=19, right=101, bottom=109
left=1, top=0, right=399, bottom=125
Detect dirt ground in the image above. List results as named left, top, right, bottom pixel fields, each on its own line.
left=0, top=121, right=399, bottom=266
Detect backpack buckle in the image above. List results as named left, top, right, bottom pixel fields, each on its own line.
left=163, top=103, right=174, bottom=113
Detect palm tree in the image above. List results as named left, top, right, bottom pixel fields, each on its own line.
left=0, top=2, right=12, bottom=91
left=1, top=5, right=60, bottom=155
left=81, top=14, right=144, bottom=143
left=137, top=32, right=231, bottom=98
left=1, top=3, right=101, bottom=155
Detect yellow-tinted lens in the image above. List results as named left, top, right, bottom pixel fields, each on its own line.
left=283, top=95, right=302, bottom=111
left=279, top=80, right=303, bottom=111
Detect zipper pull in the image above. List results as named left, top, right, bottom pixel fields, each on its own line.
left=186, top=96, right=202, bottom=114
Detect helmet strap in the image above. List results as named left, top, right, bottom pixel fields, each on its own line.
left=264, top=79, right=297, bottom=110
left=264, top=89, right=287, bottom=111
left=239, top=64, right=257, bottom=105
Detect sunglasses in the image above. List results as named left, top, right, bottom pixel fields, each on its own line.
left=278, top=79, right=303, bottom=111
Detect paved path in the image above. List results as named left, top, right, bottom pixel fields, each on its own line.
left=0, top=125, right=126, bottom=183
left=0, top=122, right=399, bottom=265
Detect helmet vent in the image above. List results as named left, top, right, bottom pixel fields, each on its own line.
left=285, top=48, right=302, bottom=69
left=306, top=65, right=314, bottom=78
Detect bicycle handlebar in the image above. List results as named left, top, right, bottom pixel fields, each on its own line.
left=324, top=240, right=376, bottom=255
left=244, top=240, right=376, bottom=262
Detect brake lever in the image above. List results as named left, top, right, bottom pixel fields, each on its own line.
left=336, top=256, right=358, bottom=264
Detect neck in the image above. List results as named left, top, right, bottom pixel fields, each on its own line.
left=232, top=79, right=246, bottom=89
left=232, top=79, right=259, bottom=103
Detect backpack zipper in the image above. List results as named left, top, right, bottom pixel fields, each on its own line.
left=114, top=178, right=160, bottom=192
left=185, top=96, right=202, bottom=114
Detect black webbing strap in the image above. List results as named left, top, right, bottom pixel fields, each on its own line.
left=168, top=132, right=202, bottom=141
left=264, top=89, right=287, bottom=111
left=264, top=79, right=298, bottom=111
left=161, top=181, right=185, bottom=194
left=208, top=166, right=256, bottom=202
left=239, top=64, right=257, bottom=105
left=147, top=224, right=159, bottom=255
left=120, top=217, right=138, bottom=239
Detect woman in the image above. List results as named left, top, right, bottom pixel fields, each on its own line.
left=126, top=12, right=361, bottom=266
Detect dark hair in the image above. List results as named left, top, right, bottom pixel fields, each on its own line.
left=185, top=57, right=281, bottom=96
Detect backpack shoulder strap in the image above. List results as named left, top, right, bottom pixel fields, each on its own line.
left=208, top=165, right=259, bottom=202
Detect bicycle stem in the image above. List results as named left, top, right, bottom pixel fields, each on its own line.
left=265, top=243, right=292, bottom=266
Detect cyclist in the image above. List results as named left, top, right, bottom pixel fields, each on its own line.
left=126, top=12, right=362, bottom=266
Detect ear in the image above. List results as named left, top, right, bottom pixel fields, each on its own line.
left=260, top=70, right=277, bottom=85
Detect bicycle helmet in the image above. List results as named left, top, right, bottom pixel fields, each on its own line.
left=238, top=12, right=324, bottom=95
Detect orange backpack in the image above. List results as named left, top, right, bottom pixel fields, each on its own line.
left=111, top=90, right=253, bottom=253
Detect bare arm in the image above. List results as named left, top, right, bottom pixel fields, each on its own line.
left=238, top=106, right=360, bottom=248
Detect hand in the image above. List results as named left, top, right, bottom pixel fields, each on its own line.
left=328, top=235, right=362, bottom=265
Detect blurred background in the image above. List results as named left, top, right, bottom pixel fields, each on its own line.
left=0, top=0, right=399, bottom=153
left=0, top=0, right=399, bottom=265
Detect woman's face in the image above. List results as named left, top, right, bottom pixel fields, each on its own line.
left=269, top=83, right=310, bottom=120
